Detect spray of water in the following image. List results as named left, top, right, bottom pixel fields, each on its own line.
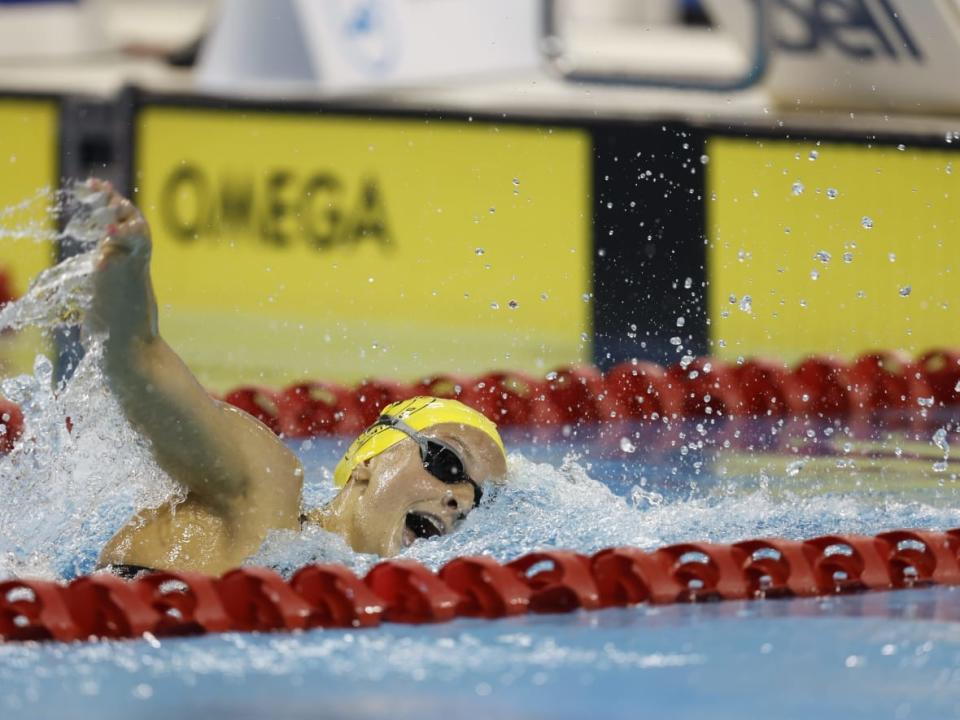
left=0, top=185, right=178, bottom=580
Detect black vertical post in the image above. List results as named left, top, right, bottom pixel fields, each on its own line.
left=591, top=121, right=708, bottom=369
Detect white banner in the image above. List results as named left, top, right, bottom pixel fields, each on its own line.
left=708, top=0, right=960, bottom=114
left=198, top=0, right=541, bottom=94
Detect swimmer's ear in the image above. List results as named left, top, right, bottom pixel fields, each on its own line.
left=350, top=460, right=373, bottom=491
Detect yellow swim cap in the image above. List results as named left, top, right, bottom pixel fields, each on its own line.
left=332, top=396, right=505, bottom=487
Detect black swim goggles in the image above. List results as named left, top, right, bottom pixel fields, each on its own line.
left=372, top=415, right=483, bottom=508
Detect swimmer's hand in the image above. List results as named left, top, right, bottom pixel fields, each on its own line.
left=83, top=178, right=158, bottom=342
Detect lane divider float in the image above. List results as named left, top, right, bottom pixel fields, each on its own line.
left=2, top=529, right=960, bottom=643
left=2, top=348, right=958, bottom=454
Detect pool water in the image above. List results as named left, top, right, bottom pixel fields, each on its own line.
left=3, top=418, right=960, bottom=719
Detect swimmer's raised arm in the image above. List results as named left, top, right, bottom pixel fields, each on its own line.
left=82, top=180, right=302, bottom=518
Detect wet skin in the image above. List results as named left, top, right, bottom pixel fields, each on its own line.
left=86, top=180, right=507, bottom=575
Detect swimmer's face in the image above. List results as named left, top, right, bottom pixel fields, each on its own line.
left=343, top=423, right=507, bottom=556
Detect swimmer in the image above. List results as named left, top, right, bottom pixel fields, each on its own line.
left=83, top=179, right=507, bottom=576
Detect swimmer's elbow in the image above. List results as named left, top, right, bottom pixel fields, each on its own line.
left=151, top=440, right=248, bottom=509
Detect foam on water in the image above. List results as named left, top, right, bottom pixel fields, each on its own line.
left=248, top=450, right=960, bottom=577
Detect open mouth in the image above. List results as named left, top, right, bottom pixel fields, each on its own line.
left=404, top=511, right=445, bottom=543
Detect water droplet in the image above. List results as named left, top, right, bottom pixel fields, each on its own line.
left=582, top=293, right=592, bottom=303
left=954, top=380, right=960, bottom=393
left=917, top=396, right=934, bottom=408
left=861, top=216, right=874, bottom=230
left=810, top=269, right=820, bottom=280
left=507, top=299, right=519, bottom=310
left=728, top=294, right=738, bottom=304
left=474, top=247, right=485, bottom=256
left=786, top=459, right=805, bottom=477
left=933, top=460, right=948, bottom=473
left=540, top=292, right=549, bottom=301
left=700, top=154, right=709, bottom=165
left=842, top=252, right=854, bottom=263
left=488, top=207, right=496, bottom=214
left=888, top=252, right=896, bottom=263
left=808, top=150, right=819, bottom=161
left=899, top=285, right=912, bottom=297
left=933, top=427, right=949, bottom=454
left=752, top=189, right=760, bottom=198
left=684, top=277, right=693, bottom=289
left=739, top=295, right=752, bottom=313
left=490, top=301, right=500, bottom=310
left=826, top=187, right=839, bottom=199
left=791, top=181, right=804, bottom=196
left=669, top=336, right=682, bottom=346
left=676, top=316, right=685, bottom=328
left=619, top=437, right=636, bottom=453
left=814, top=250, right=831, bottom=263
left=897, top=144, right=906, bottom=151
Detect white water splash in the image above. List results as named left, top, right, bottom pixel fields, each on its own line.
left=0, top=186, right=178, bottom=579
left=247, top=451, right=960, bottom=578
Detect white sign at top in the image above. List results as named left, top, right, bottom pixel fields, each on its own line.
left=197, top=0, right=542, bottom=95
left=708, top=0, right=960, bottom=114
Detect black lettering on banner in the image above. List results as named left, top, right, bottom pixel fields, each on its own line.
left=156, top=165, right=395, bottom=251
left=774, top=0, right=923, bottom=62
left=160, top=165, right=209, bottom=243
left=261, top=170, right=294, bottom=247
left=300, top=173, right=343, bottom=249
left=875, top=0, right=921, bottom=60
left=341, top=177, right=392, bottom=248
left=220, top=176, right=254, bottom=231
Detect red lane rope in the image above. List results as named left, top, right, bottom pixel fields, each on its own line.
left=3, top=529, right=960, bottom=642
left=222, top=348, right=960, bottom=437
left=2, top=348, right=959, bottom=453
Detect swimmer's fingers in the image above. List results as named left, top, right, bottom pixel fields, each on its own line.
left=99, top=214, right=151, bottom=263
left=96, top=201, right=151, bottom=272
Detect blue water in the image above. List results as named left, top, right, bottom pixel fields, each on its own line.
left=3, top=418, right=960, bottom=719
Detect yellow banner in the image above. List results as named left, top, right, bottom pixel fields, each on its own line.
left=136, top=107, right=591, bottom=390
left=0, top=98, right=58, bottom=379
left=707, top=137, right=959, bottom=362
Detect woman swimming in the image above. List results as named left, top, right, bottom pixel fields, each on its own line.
left=83, top=179, right=507, bottom=576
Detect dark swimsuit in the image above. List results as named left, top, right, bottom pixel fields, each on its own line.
left=106, top=563, right=156, bottom=580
